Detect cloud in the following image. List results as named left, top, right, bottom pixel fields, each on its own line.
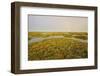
left=28, top=15, right=88, bottom=32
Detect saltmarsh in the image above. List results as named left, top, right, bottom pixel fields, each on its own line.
left=28, top=32, right=88, bottom=60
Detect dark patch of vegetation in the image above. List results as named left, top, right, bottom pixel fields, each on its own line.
left=72, top=35, right=87, bottom=40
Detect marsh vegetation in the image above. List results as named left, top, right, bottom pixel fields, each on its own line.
left=28, top=32, right=88, bottom=60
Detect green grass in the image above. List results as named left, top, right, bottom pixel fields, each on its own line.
left=28, top=32, right=88, bottom=60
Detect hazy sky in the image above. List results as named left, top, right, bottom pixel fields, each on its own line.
left=28, top=15, right=88, bottom=32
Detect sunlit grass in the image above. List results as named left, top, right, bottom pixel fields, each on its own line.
left=28, top=32, right=88, bottom=60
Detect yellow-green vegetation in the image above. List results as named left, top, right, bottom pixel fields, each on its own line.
left=28, top=32, right=88, bottom=60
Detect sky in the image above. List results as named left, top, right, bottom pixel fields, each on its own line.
left=28, top=15, right=88, bottom=32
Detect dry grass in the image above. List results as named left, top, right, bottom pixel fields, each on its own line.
left=28, top=32, right=88, bottom=60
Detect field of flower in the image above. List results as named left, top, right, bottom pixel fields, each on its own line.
left=28, top=32, right=88, bottom=60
